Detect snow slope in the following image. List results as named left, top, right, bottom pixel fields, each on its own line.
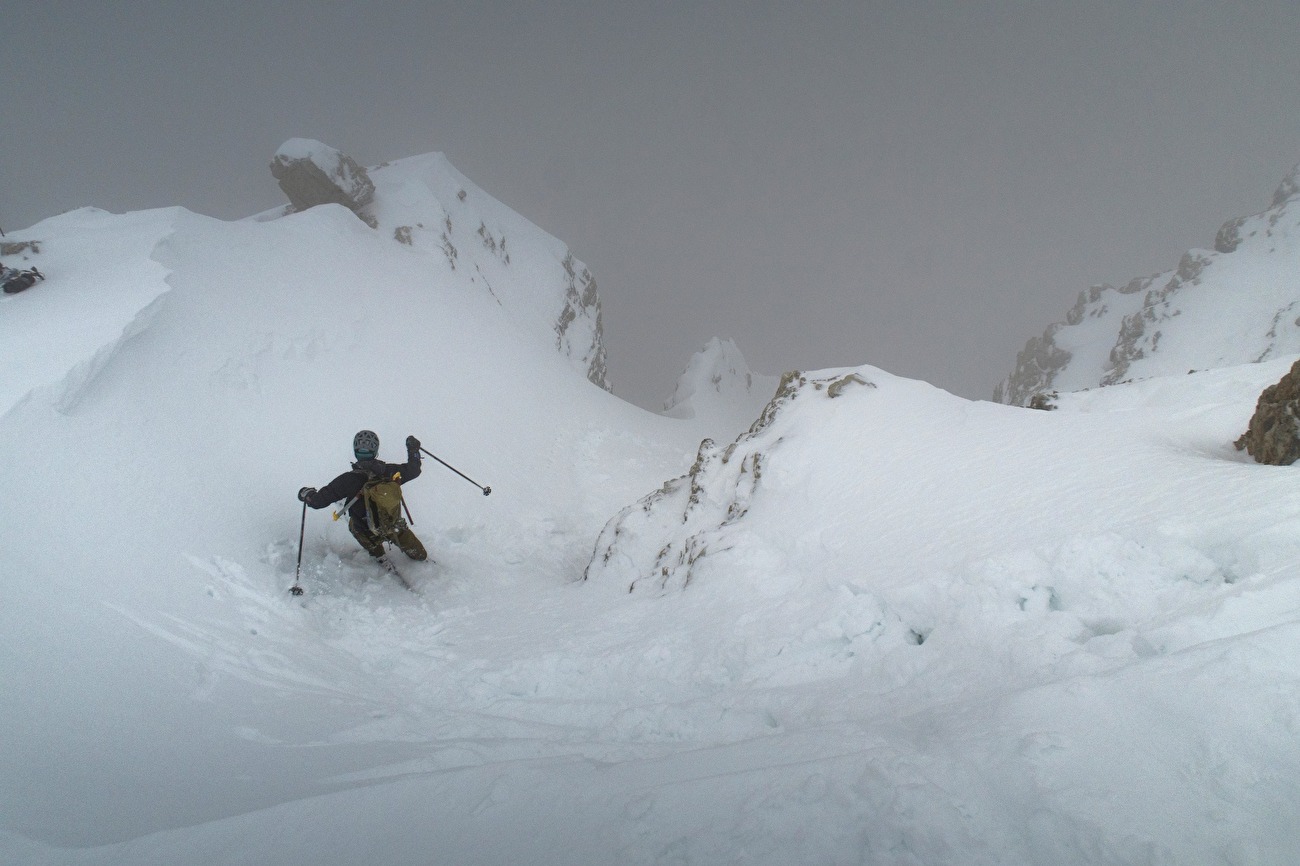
left=2, top=152, right=1300, bottom=865
left=997, top=164, right=1300, bottom=405
left=588, top=362, right=1300, bottom=862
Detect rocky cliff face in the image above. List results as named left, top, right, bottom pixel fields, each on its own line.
left=268, top=140, right=610, bottom=390
left=996, top=165, right=1300, bottom=405
left=554, top=253, right=609, bottom=391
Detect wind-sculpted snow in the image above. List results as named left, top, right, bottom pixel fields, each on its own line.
left=0, top=207, right=179, bottom=416
left=997, top=164, right=1300, bottom=405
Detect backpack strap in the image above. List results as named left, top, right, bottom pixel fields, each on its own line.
left=333, top=468, right=376, bottom=522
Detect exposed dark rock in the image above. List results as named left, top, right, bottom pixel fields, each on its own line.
left=555, top=252, right=609, bottom=391
left=994, top=329, right=1072, bottom=405
left=1270, top=164, right=1300, bottom=209
left=270, top=140, right=377, bottom=228
left=1234, top=359, right=1300, bottom=464
left=1027, top=393, right=1058, bottom=410
left=1215, top=216, right=1246, bottom=254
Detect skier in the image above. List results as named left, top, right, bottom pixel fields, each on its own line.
left=297, top=430, right=428, bottom=565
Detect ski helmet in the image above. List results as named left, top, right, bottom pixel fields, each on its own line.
left=353, top=429, right=379, bottom=460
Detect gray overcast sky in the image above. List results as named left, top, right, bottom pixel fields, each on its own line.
left=5, top=1, right=1300, bottom=408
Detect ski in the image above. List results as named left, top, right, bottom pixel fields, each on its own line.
left=376, top=555, right=414, bottom=591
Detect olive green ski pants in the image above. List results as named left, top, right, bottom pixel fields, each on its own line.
left=348, top=516, right=428, bottom=561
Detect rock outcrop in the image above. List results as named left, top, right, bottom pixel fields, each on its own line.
left=0, top=240, right=41, bottom=257
left=585, top=368, right=876, bottom=593
left=1234, top=359, right=1300, bottom=464
left=270, top=139, right=377, bottom=228
left=555, top=253, right=610, bottom=390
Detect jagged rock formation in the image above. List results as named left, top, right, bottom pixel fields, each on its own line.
left=1234, top=359, right=1300, bottom=464
left=997, top=164, right=1300, bottom=405
left=267, top=140, right=610, bottom=390
left=270, top=139, right=377, bottom=228
left=585, top=368, right=875, bottom=593
left=555, top=253, right=609, bottom=390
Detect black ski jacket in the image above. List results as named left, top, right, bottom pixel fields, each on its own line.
left=304, top=453, right=421, bottom=522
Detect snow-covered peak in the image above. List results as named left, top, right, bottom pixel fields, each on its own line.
left=269, top=141, right=609, bottom=389
left=996, top=162, right=1300, bottom=404
left=661, top=336, right=777, bottom=424
left=365, top=152, right=608, bottom=389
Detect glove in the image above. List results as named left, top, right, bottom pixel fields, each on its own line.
left=406, top=435, right=421, bottom=452
left=298, top=486, right=316, bottom=503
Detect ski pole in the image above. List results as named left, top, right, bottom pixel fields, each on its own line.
left=290, top=500, right=307, bottom=595
left=402, top=498, right=415, bottom=526
left=419, top=446, right=492, bottom=495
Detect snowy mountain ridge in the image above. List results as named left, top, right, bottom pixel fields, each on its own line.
left=269, top=139, right=610, bottom=390
left=363, top=149, right=609, bottom=391
left=997, top=163, right=1300, bottom=405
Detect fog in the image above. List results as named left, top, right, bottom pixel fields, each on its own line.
left=5, top=0, right=1300, bottom=407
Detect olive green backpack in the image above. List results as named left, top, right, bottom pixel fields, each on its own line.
left=360, top=471, right=407, bottom=538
